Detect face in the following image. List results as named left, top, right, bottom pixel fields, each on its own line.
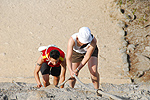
left=49, top=57, right=59, bottom=65
left=77, top=37, right=89, bottom=48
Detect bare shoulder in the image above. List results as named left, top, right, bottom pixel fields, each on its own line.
left=37, top=55, right=44, bottom=64
left=91, top=37, right=97, bottom=46
left=68, top=37, right=75, bottom=46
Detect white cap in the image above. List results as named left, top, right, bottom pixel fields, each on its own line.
left=78, top=27, right=93, bottom=43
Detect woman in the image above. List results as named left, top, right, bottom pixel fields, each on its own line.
left=66, top=27, right=99, bottom=89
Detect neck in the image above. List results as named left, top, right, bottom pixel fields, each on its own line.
left=76, top=37, right=83, bottom=47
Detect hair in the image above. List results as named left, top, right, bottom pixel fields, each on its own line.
left=50, top=50, right=60, bottom=60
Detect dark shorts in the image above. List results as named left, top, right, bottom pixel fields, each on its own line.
left=72, top=45, right=99, bottom=63
left=40, top=63, right=61, bottom=76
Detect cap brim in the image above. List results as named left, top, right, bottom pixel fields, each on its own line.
left=78, top=34, right=93, bottom=44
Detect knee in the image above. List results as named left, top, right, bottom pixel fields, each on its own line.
left=54, top=76, right=59, bottom=80
left=91, top=71, right=99, bottom=77
left=42, top=80, right=50, bottom=87
left=43, top=79, right=49, bottom=84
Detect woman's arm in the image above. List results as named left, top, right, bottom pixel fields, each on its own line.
left=77, top=37, right=97, bottom=70
left=66, top=37, right=75, bottom=76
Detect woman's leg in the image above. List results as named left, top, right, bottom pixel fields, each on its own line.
left=88, top=57, right=99, bottom=89
left=69, top=62, right=80, bottom=88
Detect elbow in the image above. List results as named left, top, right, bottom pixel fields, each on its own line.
left=66, top=57, right=71, bottom=62
left=34, top=69, right=39, bottom=76
left=66, top=54, right=72, bottom=61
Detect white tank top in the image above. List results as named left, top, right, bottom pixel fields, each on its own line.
left=71, top=33, right=93, bottom=54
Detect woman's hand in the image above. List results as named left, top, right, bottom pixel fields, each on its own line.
left=37, top=84, right=42, bottom=88
left=70, top=69, right=79, bottom=77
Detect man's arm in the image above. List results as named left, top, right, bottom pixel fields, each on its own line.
left=59, top=58, right=66, bottom=88
left=34, top=55, right=44, bottom=88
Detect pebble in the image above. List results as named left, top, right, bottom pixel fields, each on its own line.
left=145, top=46, right=150, bottom=51
left=116, top=65, right=121, bottom=68
left=0, top=53, right=6, bottom=56
left=4, top=42, right=9, bottom=45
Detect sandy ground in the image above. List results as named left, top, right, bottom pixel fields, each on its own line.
left=0, top=0, right=131, bottom=85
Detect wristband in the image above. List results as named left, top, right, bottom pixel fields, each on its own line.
left=76, top=68, right=79, bottom=72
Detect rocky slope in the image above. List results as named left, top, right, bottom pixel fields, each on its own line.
left=0, top=82, right=150, bottom=100
left=113, top=0, right=150, bottom=83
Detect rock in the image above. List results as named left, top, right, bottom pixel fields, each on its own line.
left=127, top=44, right=135, bottom=53
left=0, top=93, right=7, bottom=100
left=119, top=47, right=126, bottom=53
left=123, top=63, right=129, bottom=68
left=136, top=71, right=144, bottom=78
left=124, top=71, right=130, bottom=76
left=27, top=91, right=47, bottom=100
left=122, top=53, right=128, bottom=64
left=117, top=20, right=126, bottom=28
left=120, top=9, right=125, bottom=14
left=123, top=67, right=129, bottom=72
left=122, top=40, right=128, bottom=47
left=9, top=94, right=17, bottom=100
left=128, top=44, right=135, bottom=51
left=118, top=30, right=125, bottom=36
left=16, top=92, right=29, bottom=100
left=120, top=37, right=126, bottom=42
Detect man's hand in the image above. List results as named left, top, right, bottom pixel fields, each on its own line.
left=37, top=84, right=43, bottom=88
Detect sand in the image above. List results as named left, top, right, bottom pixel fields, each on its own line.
left=0, top=0, right=131, bottom=85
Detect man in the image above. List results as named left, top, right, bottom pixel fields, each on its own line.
left=34, top=45, right=66, bottom=88
left=66, top=27, right=99, bottom=89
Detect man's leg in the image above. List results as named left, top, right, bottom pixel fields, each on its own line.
left=69, top=62, right=80, bottom=88
left=51, top=66, right=61, bottom=86
left=42, top=74, right=50, bottom=87
left=59, top=59, right=66, bottom=88
left=88, top=57, right=99, bottom=89
left=40, top=63, right=50, bottom=87
left=53, top=76, right=60, bottom=86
